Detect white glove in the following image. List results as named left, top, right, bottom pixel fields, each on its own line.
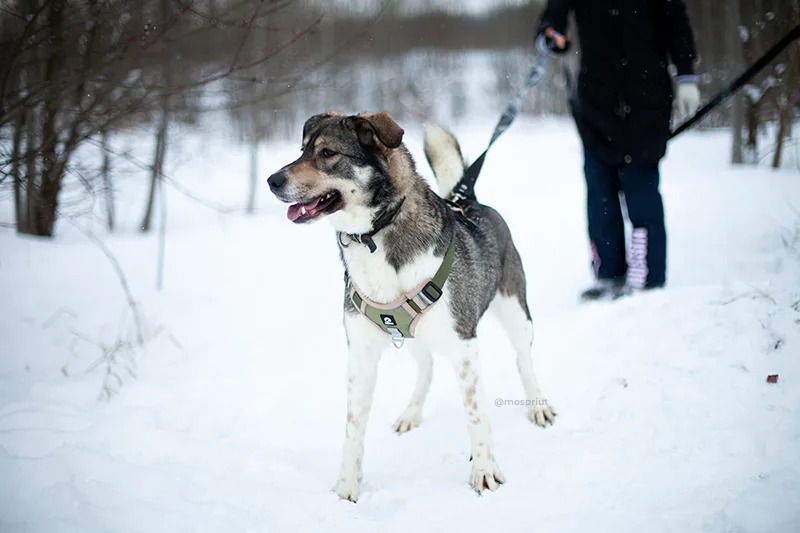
left=675, top=81, right=700, bottom=120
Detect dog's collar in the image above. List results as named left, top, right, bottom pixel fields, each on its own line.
left=338, top=197, right=406, bottom=253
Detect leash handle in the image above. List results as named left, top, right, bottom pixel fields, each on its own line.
left=670, top=23, right=800, bottom=139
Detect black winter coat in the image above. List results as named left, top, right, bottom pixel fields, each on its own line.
left=538, top=0, right=697, bottom=167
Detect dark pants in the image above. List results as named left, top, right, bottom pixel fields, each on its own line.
left=584, top=149, right=666, bottom=288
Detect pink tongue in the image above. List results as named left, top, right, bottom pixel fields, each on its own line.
left=287, top=197, right=322, bottom=221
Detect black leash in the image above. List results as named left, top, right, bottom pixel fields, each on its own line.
left=670, top=23, right=800, bottom=139
left=449, top=53, right=550, bottom=205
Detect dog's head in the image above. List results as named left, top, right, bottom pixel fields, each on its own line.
left=267, top=112, right=406, bottom=234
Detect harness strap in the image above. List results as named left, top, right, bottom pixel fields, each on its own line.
left=349, top=231, right=457, bottom=347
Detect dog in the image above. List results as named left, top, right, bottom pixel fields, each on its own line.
left=268, top=112, right=556, bottom=502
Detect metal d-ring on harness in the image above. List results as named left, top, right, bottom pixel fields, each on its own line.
left=348, top=233, right=456, bottom=348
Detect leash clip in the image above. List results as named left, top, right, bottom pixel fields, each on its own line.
left=358, top=235, right=377, bottom=253
left=338, top=232, right=377, bottom=253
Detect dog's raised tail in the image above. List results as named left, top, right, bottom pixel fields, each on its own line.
left=424, top=124, right=466, bottom=200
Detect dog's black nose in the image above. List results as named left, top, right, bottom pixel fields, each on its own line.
left=268, top=172, right=287, bottom=191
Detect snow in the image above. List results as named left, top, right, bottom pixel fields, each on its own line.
left=739, top=25, right=749, bottom=43
left=2, top=117, right=800, bottom=532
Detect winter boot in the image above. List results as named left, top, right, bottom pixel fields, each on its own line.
left=579, top=278, right=627, bottom=302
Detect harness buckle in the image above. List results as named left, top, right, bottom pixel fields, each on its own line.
left=421, top=281, right=443, bottom=303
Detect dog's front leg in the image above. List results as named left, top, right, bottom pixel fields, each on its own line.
left=450, top=340, right=505, bottom=493
left=335, top=313, right=388, bottom=502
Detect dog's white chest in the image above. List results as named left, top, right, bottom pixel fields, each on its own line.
left=342, top=240, right=441, bottom=303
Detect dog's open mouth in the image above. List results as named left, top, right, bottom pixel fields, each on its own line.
left=286, top=191, right=342, bottom=223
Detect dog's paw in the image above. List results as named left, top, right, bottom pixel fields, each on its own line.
left=469, top=456, right=505, bottom=493
left=529, top=401, right=557, bottom=427
left=392, top=407, right=422, bottom=434
left=334, top=476, right=361, bottom=503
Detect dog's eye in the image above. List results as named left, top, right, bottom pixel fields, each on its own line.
left=319, top=148, right=337, bottom=158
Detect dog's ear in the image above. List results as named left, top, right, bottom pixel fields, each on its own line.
left=350, top=113, right=404, bottom=150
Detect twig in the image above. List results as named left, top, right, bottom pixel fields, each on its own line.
left=167, top=14, right=323, bottom=93
left=85, top=137, right=261, bottom=215
left=59, top=213, right=145, bottom=345
left=227, top=0, right=265, bottom=75
left=42, top=306, right=78, bottom=328
left=719, top=286, right=778, bottom=306
left=169, top=0, right=290, bottom=29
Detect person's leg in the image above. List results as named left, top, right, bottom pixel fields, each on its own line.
left=584, top=149, right=627, bottom=282
left=618, top=164, right=666, bottom=288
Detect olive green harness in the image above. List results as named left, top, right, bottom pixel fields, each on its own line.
left=347, top=233, right=456, bottom=348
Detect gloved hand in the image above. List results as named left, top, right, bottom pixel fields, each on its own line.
left=675, top=79, right=700, bottom=120
left=536, top=27, right=570, bottom=56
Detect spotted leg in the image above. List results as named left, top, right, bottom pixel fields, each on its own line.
left=450, top=339, right=505, bottom=493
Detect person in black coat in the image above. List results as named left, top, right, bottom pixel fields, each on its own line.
left=536, top=0, right=700, bottom=300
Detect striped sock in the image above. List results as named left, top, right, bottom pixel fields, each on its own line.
left=626, top=228, right=648, bottom=289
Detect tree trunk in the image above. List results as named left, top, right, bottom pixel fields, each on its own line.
left=101, top=129, right=115, bottom=231
left=771, top=42, right=798, bottom=169
left=141, top=0, right=172, bottom=233
left=141, top=110, right=168, bottom=232
left=745, top=99, right=760, bottom=163
left=728, top=0, right=745, bottom=164
left=700, top=0, right=716, bottom=98
left=24, top=106, right=37, bottom=234
left=731, top=94, right=745, bottom=164
left=247, top=140, right=258, bottom=214
left=20, top=0, right=66, bottom=237
left=11, top=99, right=25, bottom=229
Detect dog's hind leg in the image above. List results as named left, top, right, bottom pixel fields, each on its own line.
left=335, top=313, right=389, bottom=502
left=393, top=342, right=433, bottom=434
left=491, top=294, right=556, bottom=426
left=493, top=248, right=557, bottom=427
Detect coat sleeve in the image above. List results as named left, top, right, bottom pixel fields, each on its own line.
left=536, top=0, right=571, bottom=38
left=658, top=0, right=698, bottom=76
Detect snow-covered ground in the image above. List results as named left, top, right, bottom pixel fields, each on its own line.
left=1, top=117, right=799, bottom=533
